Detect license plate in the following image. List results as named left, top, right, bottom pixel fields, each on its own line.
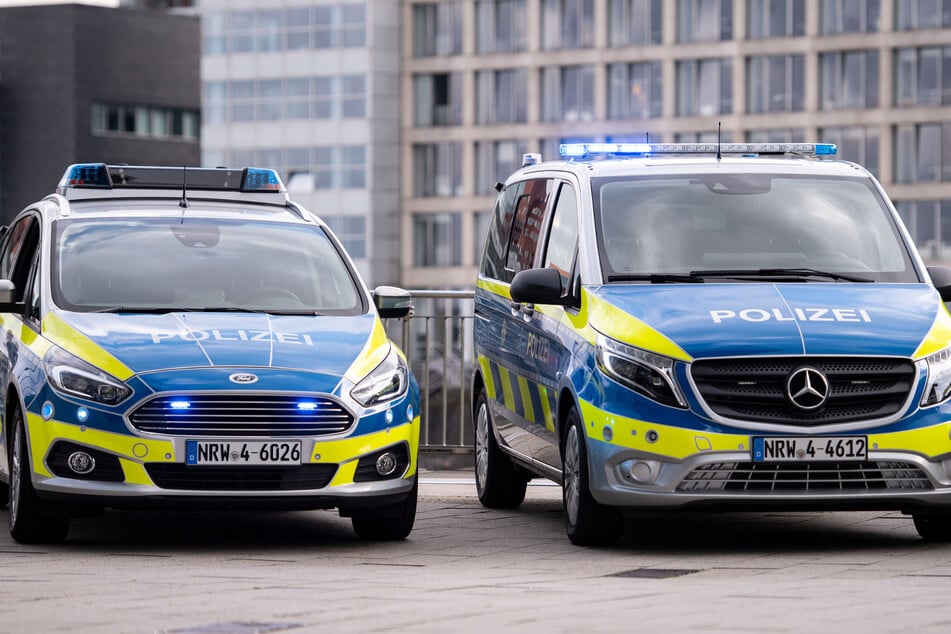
left=752, top=436, right=868, bottom=462
left=185, top=440, right=303, bottom=465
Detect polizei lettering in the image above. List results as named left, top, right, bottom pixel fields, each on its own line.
left=150, top=329, right=317, bottom=345
left=709, top=308, right=872, bottom=324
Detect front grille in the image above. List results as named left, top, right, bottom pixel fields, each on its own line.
left=691, top=357, right=916, bottom=426
left=129, top=394, right=354, bottom=436
left=145, top=463, right=338, bottom=491
left=678, top=461, right=932, bottom=493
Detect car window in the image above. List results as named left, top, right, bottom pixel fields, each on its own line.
left=543, top=182, right=579, bottom=290
left=481, top=181, right=523, bottom=281
left=1, top=215, right=40, bottom=302
left=503, top=178, right=554, bottom=280
left=593, top=173, right=917, bottom=282
left=51, top=217, right=364, bottom=314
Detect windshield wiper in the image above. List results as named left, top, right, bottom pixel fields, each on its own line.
left=688, top=268, right=874, bottom=283
left=607, top=273, right=705, bottom=284
left=88, top=306, right=174, bottom=314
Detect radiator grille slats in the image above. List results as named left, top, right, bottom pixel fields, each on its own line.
left=144, top=463, right=337, bottom=491
left=691, top=357, right=916, bottom=426
left=678, top=461, right=932, bottom=493
left=130, top=394, right=354, bottom=436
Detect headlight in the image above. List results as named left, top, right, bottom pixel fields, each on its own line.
left=596, top=333, right=686, bottom=408
left=45, top=347, right=132, bottom=405
left=351, top=346, right=408, bottom=407
left=921, top=347, right=951, bottom=406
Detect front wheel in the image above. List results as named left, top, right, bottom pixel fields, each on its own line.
left=474, top=388, right=527, bottom=508
left=563, top=407, right=623, bottom=546
left=350, top=478, right=417, bottom=541
left=9, top=408, right=69, bottom=544
left=913, top=513, right=951, bottom=541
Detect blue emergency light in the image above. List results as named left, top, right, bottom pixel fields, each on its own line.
left=558, top=142, right=837, bottom=160
left=57, top=164, right=286, bottom=194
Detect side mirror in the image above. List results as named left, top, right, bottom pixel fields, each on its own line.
left=929, top=266, right=951, bottom=302
left=373, top=286, right=413, bottom=319
left=0, top=279, right=23, bottom=313
left=510, top=268, right=566, bottom=306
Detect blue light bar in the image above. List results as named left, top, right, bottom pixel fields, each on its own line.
left=61, top=163, right=111, bottom=189
left=558, top=142, right=837, bottom=159
left=242, top=168, right=283, bottom=192
left=169, top=400, right=191, bottom=410
left=297, top=401, right=319, bottom=411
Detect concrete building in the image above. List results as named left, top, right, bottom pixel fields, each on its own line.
left=0, top=3, right=201, bottom=223
left=197, top=0, right=401, bottom=287
left=401, top=0, right=951, bottom=288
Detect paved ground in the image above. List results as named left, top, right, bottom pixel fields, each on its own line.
left=3, top=469, right=951, bottom=633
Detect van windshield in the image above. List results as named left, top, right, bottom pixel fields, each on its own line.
left=51, top=217, right=364, bottom=314
left=593, top=173, right=918, bottom=283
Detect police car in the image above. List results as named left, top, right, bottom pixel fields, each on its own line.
left=0, top=163, right=420, bottom=543
left=473, top=142, right=951, bottom=545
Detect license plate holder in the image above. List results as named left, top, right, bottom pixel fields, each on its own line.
left=752, top=436, right=868, bottom=462
left=185, top=440, right=303, bottom=466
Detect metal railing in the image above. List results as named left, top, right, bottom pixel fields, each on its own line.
left=384, top=290, right=475, bottom=455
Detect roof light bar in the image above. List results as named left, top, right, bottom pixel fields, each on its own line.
left=56, top=164, right=286, bottom=195
left=60, top=163, right=111, bottom=189
left=558, top=142, right=837, bottom=159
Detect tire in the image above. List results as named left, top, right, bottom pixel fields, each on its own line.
left=351, top=478, right=417, bottom=541
left=913, top=513, right=951, bottom=541
left=563, top=407, right=623, bottom=546
left=473, top=388, right=527, bottom=508
left=9, top=408, right=69, bottom=544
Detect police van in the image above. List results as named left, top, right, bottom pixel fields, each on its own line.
left=0, top=163, right=420, bottom=543
left=473, top=142, right=951, bottom=545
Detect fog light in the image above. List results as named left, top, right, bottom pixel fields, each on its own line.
left=41, top=401, right=54, bottom=421
left=620, top=458, right=661, bottom=485
left=376, top=452, right=398, bottom=476
left=67, top=451, right=96, bottom=475
left=76, top=407, right=89, bottom=423
left=630, top=461, right=654, bottom=482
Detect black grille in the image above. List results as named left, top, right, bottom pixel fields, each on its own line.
left=129, top=394, right=353, bottom=436
left=679, top=461, right=932, bottom=493
left=691, top=357, right=916, bottom=426
left=144, top=463, right=338, bottom=491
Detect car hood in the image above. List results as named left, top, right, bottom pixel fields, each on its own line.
left=43, top=310, right=382, bottom=379
left=588, top=283, right=945, bottom=359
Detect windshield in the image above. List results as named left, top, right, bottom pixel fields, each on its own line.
left=593, top=173, right=918, bottom=283
left=52, top=217, right=364, bottom=314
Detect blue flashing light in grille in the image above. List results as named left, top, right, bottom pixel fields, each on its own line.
left=169, top=400, right=191, bottom=410
left=558, top=143, right=838, bottom=160
left=297, top=401, right=319, bottom=411
left=242, top=168, right=283, bottom=192
left=61, top=163, right=111, bottom=189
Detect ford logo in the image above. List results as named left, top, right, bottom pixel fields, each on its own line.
left=229, top=373, right=259, bottom=384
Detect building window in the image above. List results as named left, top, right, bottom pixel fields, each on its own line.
left=820, top=50, right=879, bottom=110
left=895, top=47, right=951, bottom=107
left=203, top=76, right=367, bottom=123
left=477, top=0, right=528, bottom=53
left=475, top=140, right=529, bottom=195
left=895, top=0, right=951, bottom=30
left=203, top=11, right=228, bottom=55
left=341, top=75, right=366, bottom=118
left=895, top=123, right=951, bottom=183
left=541, top=0, right=594, bottom=50
left=413, top=143, right=463, bottom=197
left=748, top=0, right=804, bottom=38
left=677, top=0, right=732, bottom=42
left=608, top=0, right=662, bottom=46
left=895, top=200, right=951, bottom=263
left=341, top=145, right=367, bottom=189
left=414, top=213, right=463, bottom=266
left=677, top=58, right=732, bottom=116
left=476, top=69, right=529, bottom=125
left=341, top=4, right=367, bottom=47
left=413, top=2, right=463, bottom=56
left=414, top=72, right=463, bottom=127
left=323, top=215, right=367, bottom=259
left=747, top=55, right=804, bottom=113
left=747, top=129, right=805, bottom=143
left=92, top=104, right=199, bottom=140
left=821, top=0, right=880, bottom=32
left=540, top=65, right=596, bottom=122
left=820, top=127, right=879, bottom=178
left=607, top=61, right=663, bottom=119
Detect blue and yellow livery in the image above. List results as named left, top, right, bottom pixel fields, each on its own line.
left=472, top=143, right=951, bottom=545
left=0, top=163, right=420, bottom=543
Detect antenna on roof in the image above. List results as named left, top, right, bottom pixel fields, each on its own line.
left=179, top=165, right=189, bottom=210
left=716, top=122, right=722, bottom=161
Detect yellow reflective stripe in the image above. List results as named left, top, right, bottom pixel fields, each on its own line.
left=344, top=318, right=391, bottom=383
left=586, top=292, right=692, bottom=361
left=479, top=354, right=497, bottom=400
left=476, top=277, right=512, bottom=300
left=1, top=314, right=52, bottom=360
left=914, top=303, right=951, bottom=359
left=517, top=375, right=535, bottom=423
left=497, top=365, right=516, bottom=410
left=42, top=311, right=134, bottom=381
left=869, top=424, right=951, bottom=459
left=321, top=422, right=419, bottom=485
left=538, top=384, right=555, bottom=432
